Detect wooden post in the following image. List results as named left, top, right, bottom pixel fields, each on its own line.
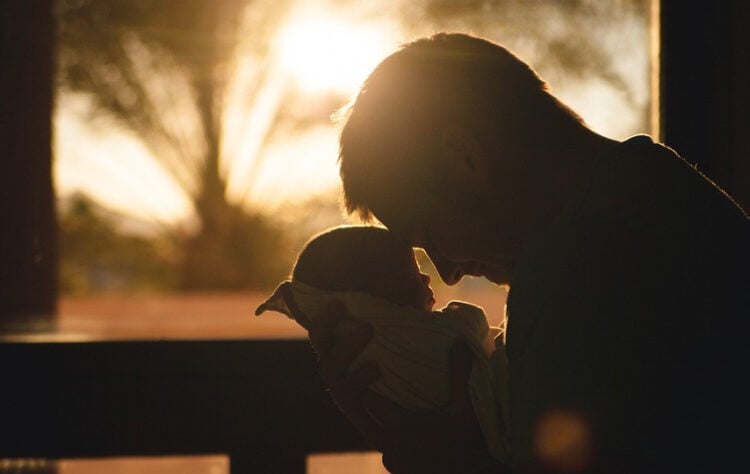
left=0, top=1, right=57, bottom=329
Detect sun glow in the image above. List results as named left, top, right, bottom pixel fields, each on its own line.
left=223, top=11, right=398, bottom=208
left=277, top=14, right=395, bottom=94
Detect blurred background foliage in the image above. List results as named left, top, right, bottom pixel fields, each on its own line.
left=58, top=193, right=179, bottom=294
left=55, top=0, right=298, bottom=292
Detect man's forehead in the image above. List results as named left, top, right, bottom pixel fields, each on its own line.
left=374, top=213, right=425, bottom=249
left=369, top=186, right=432, bottom=236
left=369, top=200, right=416, bottom=238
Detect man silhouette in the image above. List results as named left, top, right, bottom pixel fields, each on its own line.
left=308, top=33, right=749, bottom=473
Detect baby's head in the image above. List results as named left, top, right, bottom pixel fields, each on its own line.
left=293, top=225, right=435, bottom=310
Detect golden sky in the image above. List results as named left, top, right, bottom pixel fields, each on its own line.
left=54, top=0, right=652, bottom=226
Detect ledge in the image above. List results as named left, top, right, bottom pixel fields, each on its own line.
left=0, top=339, right=367, bottom=473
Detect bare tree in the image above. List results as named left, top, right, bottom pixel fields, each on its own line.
left=55, top=0, right=295, bottom=289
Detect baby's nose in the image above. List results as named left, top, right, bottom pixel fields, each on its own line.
left=420, top=273, right=431, bottom=285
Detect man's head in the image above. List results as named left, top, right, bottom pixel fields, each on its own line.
left=337, top=33, right=588, bottom=285
left=293, top=226, right=435, bottom=310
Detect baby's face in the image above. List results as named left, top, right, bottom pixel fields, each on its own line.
left=373, top=251, right=435, bottom=311
left=408, top=268, right=436, bottom=311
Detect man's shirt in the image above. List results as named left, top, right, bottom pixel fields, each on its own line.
left=506, top=135, right=750, bottom=473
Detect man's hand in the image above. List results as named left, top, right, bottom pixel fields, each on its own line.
left=363, top=341, right=508, bottom=473
left=295, top=297, right=386, bottom=446
left=286, top=291, right=507, bottom=473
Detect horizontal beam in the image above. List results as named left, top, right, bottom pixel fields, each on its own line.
left=0, top=339, right=368, bottom=472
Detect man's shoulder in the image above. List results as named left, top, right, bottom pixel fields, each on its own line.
left=611, top=135, right=748, bottom=218
left=561, top=134, right=748, bottom=235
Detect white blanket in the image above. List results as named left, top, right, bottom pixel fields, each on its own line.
left=256, top=280, right=510, bottom=463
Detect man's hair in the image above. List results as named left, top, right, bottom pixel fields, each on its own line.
left=292, top=225, right=413, bottom=293
left=337, top=32, right=584, bottom=222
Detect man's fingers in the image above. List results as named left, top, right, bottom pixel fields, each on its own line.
left=308, top=298, right=348, bottom=356
left=320, top=323, right=373, bottom=385
left=317, top=298, right=347, bottom=327
left=308, top=325, right=334, bottom=358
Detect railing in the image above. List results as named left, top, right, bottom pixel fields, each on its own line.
left=0, top=339, right=368, bottom=473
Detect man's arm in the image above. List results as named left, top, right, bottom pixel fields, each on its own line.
left=363, top=342, right=510, bottom=474
left=304, top=300, right=509, bottom=473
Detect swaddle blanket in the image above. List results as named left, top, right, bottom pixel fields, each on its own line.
left=255, top=280, right=510, bottom=463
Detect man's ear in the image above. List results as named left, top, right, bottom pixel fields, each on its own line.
left=439, top=125, right=490, bottom=188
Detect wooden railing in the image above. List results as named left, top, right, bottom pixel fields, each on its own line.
left=0, top=339, right=368, bottom=473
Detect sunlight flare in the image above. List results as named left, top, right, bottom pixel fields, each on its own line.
left=277, top=14, right=394, bottom=94
left=226, top=10, right=398, bottom=208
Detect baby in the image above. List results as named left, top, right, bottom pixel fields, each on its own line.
left=255, top=225, right=509, bottom=462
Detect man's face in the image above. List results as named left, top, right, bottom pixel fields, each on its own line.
left=371, top=182, right=519, bottom=286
